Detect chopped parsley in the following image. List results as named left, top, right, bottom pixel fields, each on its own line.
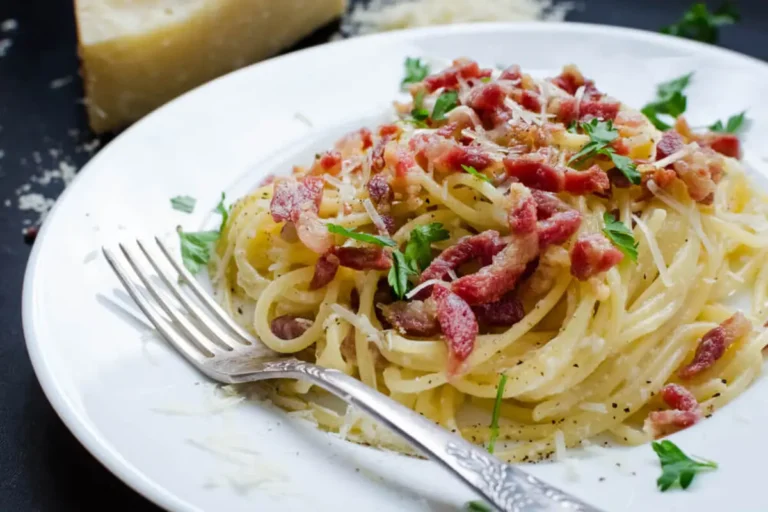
left=641, top=73, right=693, bottom=131
left=661, top=2, right=739, bottom=44
left=401, top=57, right=430, bottom=89
left=652, top=440, right=717, bottom=491
left=603, top=213, right=638, bottom=263
left=569, top=119, right=640, bottom=185
left=465, top=501, right=492, bottom=512
left=327, top=224, right=397, bottom=248
left=177, top=193, right=229, bottom=274
left=388, top=250, right=415, bottom=299
left=709, top=111, right=747, bottom=133
left=431, top=90, right=459, bottom=121
left=487, top=374, right=508, bottom=454
left=567, top=121, right=579, bottom=134
left=171, top=195, right=196, bottom=214
left=408, top=89, right=430, bottom=127
left=461, top=164, right=491, bottom=183
left=403, top=222, right=450, bottom=273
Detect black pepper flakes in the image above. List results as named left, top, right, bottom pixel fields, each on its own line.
left=623, top=407, right=630, bottom=413
left=612, top=403, right=618, bottom=409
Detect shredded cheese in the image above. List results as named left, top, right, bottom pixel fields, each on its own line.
left=363, top=198, right=388, bottom=235
left=330, top=304, right=383, bottom=346
left=632, top=213, right=674, bottom=287
left=578, top=402, right=607, bottom=414
left=654, top=144, right=694, bottom=169
left=405, top=278, right=446, bottom=299
left=554, top=429, right=567, bottom=461
left=647, top=180, right=715, bottom=254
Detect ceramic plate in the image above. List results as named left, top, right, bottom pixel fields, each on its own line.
left=23, top=23, right=768, bottom=512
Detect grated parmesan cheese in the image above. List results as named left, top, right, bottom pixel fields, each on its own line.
left=329, top=303, right=383, bottom=347
left=647, top=180, right=715, bottom=254
left=405, top=278, right=446, bottom=299
left=578, top=402, right=607, bottom=414
left=363, top=198, right=388, bottom=235
left=554, top=429, right=567, bottom=461
left=632, top=213, right=674, bottom=287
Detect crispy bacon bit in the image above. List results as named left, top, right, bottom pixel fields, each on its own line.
left=333, top=246, right=392, bottom=271
left=378, top=124, right=402, bottom=138
left=554, top=98, right=620, bottom=124
left=432, top=284, right=478, bottom=373
left=671, top=146, right=725, bottom=204
left=383, top=144, right=418, bottom=179
left=679, top=312, right=751, bottom=379
left=656, top=131, right=685, bottom=162
left=503, top=157, right=609, bottom=196
left=641, top=166, right=677, bottom=190
left=367, top=173, right=393, bottom=207
left=507, top=186, right=538, bottom=235
left=436, top=121, right=460, bottom=139
left=532, top=190, right=582, bottom=249
left=564, top=165, right=610, bottom=195
left=569, top=234, right=623, bottom=280
left=335, top=128, right=373, bottom=158
left=309, top=253, right=340, bottom=290
left=410, top=133, right=493, bottom=174
left=270, top=177, right=332, bottom=254
left=472, top=294, right=524, bottom=326
left=451, top=231, right=539, bottom=305
left=379, top=300, right=439, bottom=337
left=421, top=230, right=505, bottom=283
left=309, top=150, right=342, bottom=176
left=371, top=126, right=402, bottom=173
left=423, top=58, right=492, bottom=93
left=702, top=133, right=740, bottom=158
left=499, top=65, right=522, bottom=82
left=645, top=383, right=703, bottom=438
left=467, top=82, right=510, bottom=113
left=510, top=89, right=542, bottom=112
left=550, top=65, right=600, bottom=97
left=271, top=315, right=313, bottom=340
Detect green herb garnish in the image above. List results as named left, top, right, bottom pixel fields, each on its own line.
left=214, top=192, right=229, bottom=233
left=603, top=213, right=638, bottom=262
left=487, top=374, right=508, bottom=454
left=709, top=111, right=747, bottom=133
left=461, top=164, right=492, bottom=183
left=327, top=224, right=397, bottom=248
left=661, top=2, right=739, bottom=44
left=177, top=193, right=229, bottom=274
left=465, top=501, right=492, bottom=512
left=567, top=121, right=579, bottom=134
left=569, top=119, right=641, bottom=185
left=408, top=89, right=430, bottom=127
left=403, top=222, right=450, bottom=273
left=431, top=90, right=459, bottom=121
left=652, top=440, right=718, bottom=491
left=171, top=195, right=196, bottom=214
left=401, top=57, right=430, bottom=89
left=641, top=73, right=693, bottom=131
left=388, top=250, right=415, bottom=299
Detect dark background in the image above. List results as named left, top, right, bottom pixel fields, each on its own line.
left=1, top=1, right=765, bottom=510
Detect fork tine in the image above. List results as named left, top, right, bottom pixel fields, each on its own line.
left=155, top=237, right=254, bottom=345
left=118, top=243, right=227, bottom=356
left=102, top=247, right=212, bottom=364
left=136, top=239, right=245, bottom=350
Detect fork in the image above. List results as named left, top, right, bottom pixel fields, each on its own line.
left=103, top=238, right=603, bottom=512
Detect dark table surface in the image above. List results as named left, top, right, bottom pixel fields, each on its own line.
left=1, top=0, right=766, bottom=510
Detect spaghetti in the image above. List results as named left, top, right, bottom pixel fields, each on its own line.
left=211, top=59, right=767, bottom=462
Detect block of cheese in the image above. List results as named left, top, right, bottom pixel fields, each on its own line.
left=76, top=0, right=347, bottom=133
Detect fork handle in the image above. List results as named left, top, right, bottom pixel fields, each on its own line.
left=249, top=359, right=602, bottom=512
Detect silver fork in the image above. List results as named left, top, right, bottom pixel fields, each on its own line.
left=103, top=238, right=603, bottom=512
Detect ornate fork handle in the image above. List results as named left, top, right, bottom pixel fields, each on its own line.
left=248, top=359, right=603, bottom=512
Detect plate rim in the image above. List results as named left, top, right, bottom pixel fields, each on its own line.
left=21, top=21, right=768, bottom=512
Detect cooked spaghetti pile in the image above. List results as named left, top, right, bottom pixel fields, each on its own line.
left=212, top=58, right=767, bottom=462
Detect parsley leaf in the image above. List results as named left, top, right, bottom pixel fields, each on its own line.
left=431, top=90, right=459, bottom=121
left=177, top=192, right=229, bottom=274
left=388, top=250, right=415, bottom=299
left=661, top=2, right=739, bottom=44
left=567, top=121, right=579, bottom=134
left=178, top=228, right=219, bottom=274
left=652, top=440, right=717, bottom=491
left=569, top=119, right=640, bottom=185
left=409, top=89, right=430, bottom=127
left=709, top=111, right=747, bottom=133
left=487, top=374, right=508, bottom=454
left=465, top=501, right=492, bottom=512
left=461, top=164, right=492, bottom=183
left=603, top=213, right=638, bottom=262
left=403, top=222, right=450, bottom=273
left=327, top=224, right=397, bottom=248
left=401, top=57, right=430, bottom=89
left=171, top=195, right=196, bottom=214
left=641, top=73, right=693, bottom=130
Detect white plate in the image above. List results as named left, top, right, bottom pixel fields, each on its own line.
left=23, top=23, right=768, bottom=512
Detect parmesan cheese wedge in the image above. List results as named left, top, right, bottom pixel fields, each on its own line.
left=75, top=0, right=347, bottom=133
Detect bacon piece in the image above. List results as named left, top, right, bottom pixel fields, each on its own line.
left=569, top=234, right=623, bottom=280
left=466, top=82, right=509, bottom=113
left=333, top=246, right=392, bottom=271
left=503, top=157, right=608, bottom=196
left=671, top=147, right=725, bottom=205
left=432, top=284, right=479, bottom=374
left=641, top=166, right=677, bottom=189
left=507, top=186, right=538, bottom=235
left=679, top=312, right=751, bottom=379
left=499, top=65, right=522, bottom=82
left=423, top=58, right=492, bottom=93
left=335, top=128, right=373, bottom=158
left=379, top=300, right=439, bottom=337
left=436, top=121, right=460, bottom=139
left=420, top=230, right=505, bottom=283
left=451, top=231, right=539, bottom=305
left=309, top=150, right=342, bottom=176
left=309, top=253, right=340, bottom=290
left=367, top=173, right=393, bottom=207
left=701, top=133, right=740, bottom=158
left=554, top=98, right=620, bottom=124
left=549, top=65, right=600, bottom=97
left=645, top=384, right=703, bottom=438
left=271, top=315, right=313, bottom=340
left=510, top=89, right=542, bottom=112
left=270, top=177, right=332, bottom=254
left=532, top=190, right=582, bottom=249
left=656, top=131, right=685, bottom=162
left=472, top=294, right=524, bottom=326
left=410, top=133, right=493, bottom=174
left=371, top=125, right=402, bottom=173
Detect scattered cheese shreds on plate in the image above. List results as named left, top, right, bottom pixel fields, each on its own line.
left=341, top=0, right=574, bottom=36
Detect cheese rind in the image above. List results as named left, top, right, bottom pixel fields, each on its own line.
left=76, top=0, right=346, bottom=133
